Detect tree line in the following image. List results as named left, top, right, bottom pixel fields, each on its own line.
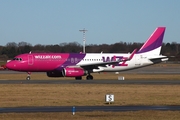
left=0, top=41, right=179, bottom=61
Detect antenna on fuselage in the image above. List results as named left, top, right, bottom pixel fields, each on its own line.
left=79, top=28, right=88, bottom=53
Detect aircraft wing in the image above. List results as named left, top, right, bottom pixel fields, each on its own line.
left=76, top=49, right=137, bottom=70
left=78, top=60, right=120, bottom=70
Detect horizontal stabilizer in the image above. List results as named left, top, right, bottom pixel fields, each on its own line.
left=149, top=56, right=169, bottom=63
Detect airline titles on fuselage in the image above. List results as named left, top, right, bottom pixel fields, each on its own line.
left=33, top=55, right=128, bottom=66
left=34, top=55, right=62, bottom=60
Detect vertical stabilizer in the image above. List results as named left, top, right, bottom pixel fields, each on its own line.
left=137, top=27, right=166, bottom=55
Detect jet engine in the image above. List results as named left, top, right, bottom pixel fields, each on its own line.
left=47, top=67, right=87, bottom=77
left=62, top=67, right=87, bottom=77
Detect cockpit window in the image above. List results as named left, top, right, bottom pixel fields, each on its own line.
left=13, top=58, right=22, bottom=61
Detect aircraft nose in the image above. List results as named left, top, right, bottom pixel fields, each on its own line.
left=6, top=61, right=16, bottom=70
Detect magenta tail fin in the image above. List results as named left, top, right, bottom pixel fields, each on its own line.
left=137, top=27, right=166, bottom=55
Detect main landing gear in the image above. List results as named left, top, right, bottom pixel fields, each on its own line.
left=26, top=72, right=31, bottom=80
left=85, top=72, right=93, bottom=80
left=75, top=74, right=93, bottom=80
left=86, top=74, right=93, bottom=80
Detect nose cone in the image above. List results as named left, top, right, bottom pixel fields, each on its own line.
left=6, top=61, right=16, bottom=70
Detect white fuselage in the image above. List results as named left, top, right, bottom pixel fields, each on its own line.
left=77, top=53, right=157, bottom=72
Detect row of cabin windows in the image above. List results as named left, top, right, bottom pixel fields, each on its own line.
left=30, top=58, right=104, bottom=61
left=57, top=58, right=104, bottom=61
left=83, top=59, right=103, bottom=61
left=12, top=58, right=107, bottom=62
left=67, top=59, right=103, bottom=61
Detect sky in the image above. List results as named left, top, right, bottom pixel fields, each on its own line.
left=0, top=0, right=180, bottom=46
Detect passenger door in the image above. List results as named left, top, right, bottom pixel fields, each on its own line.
left=28, top=55, right=34, bottom=65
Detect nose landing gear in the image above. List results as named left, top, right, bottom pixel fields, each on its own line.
left=26, top=72, right=31, bottom=80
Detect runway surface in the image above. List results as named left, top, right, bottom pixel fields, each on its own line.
left=0, top=105, right=180, bottom=113
left=0, top=79, right=180, bottom=85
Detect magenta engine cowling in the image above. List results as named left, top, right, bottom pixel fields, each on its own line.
left=63, top=67, right=87, bottom=77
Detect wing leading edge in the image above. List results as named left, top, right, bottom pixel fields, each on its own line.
left=74, top=49, right=137, bottom=71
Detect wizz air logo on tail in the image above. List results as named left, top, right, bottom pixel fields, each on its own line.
left=102, top=56, right=128, bottom=66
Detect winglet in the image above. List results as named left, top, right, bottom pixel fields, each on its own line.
left=121, top=49, right=137, bottom=61
left=128, top=49, right=137, bottom=60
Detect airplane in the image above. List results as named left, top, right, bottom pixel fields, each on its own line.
left=6, top=27, right=168, bottom=80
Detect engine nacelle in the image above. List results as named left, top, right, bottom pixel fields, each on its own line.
left=63, top=67, right=87, bottom=77
left=46, top=71, right=64, bottom=77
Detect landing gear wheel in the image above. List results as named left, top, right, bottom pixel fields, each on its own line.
left=86, top=75, right=93, bottom=80
left=75, top=76, right=82, bottom=80
left=26, top=72, right=31, bottom=80
left=26, top=76, right=31, bottom=80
